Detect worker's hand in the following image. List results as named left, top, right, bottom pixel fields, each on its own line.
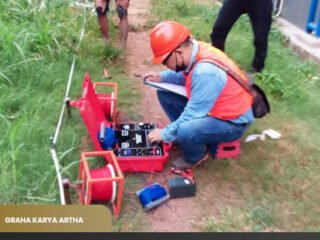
left=147, top=128, right=163, bottom=143
left=116, top=0, right=129, bottom=9
left=143, top=72, right=161, bottom=83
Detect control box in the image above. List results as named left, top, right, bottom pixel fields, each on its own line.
left=113, top=122, right=163, bottom=158
left=109, top=122, right=170, bottom=172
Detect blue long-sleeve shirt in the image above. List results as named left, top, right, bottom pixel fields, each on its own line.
left=160, top=39, right=254, bottom=143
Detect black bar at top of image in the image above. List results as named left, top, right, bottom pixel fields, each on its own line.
left=0, top=232, right=320, bottom=240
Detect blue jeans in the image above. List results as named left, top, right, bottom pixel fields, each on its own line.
left=157, top=91, right=247, bottom=163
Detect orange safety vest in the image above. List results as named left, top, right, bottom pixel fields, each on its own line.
left=184, top=41, right=253, bottom=120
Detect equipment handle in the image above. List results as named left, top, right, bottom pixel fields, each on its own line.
left=62, top=178, right=72, bottom=204
left=99, top=122, right=105, bottom=142
left=65, top=97, right=72, bottom=118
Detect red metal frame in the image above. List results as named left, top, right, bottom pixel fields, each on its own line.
left=71, top=73, right=171, bottom=172
left=93, top=81, right=118, bottom=122
left=70, top=73, right=116, bottom=151
left=78, top=151, right=124, bottom=217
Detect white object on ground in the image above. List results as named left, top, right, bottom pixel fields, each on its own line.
left=245, top=129, right=282, bottom=143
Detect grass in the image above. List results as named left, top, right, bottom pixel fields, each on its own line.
left=150, top=0, right=320, bottom=232
left=0, top=0, right=139, bottom=205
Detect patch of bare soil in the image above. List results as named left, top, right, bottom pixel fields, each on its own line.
left=123, top=0, right=241, bottom=232
left=125, top=0, right=200, bottom=232
left=126, top=0, right=205, bottom=232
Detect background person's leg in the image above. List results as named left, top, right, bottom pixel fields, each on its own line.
left=119, top=17, right=128, bottom=48
left=210, top=0, right=243, bottom=51
left=157, top=91, right=188, bottom=122
left=116, top=0, right=129, bottom=48
left=96, top=0, right=110, bottom=41
left=98, top=15, right=109, bottom=41
left=177, top=117, right=246, bottom=164
left=248, top=0, right=273, bottom=72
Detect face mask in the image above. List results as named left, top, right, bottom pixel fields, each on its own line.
left=174, top=52, right=187, bottom=72
left=175, top=63, right=187, bottom=72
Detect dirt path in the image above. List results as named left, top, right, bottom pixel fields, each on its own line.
left=123, top=0, right=239, bottom=232
left=125, top=0, right=168, bottom=136
left=124, top=0, right=200, bottom=232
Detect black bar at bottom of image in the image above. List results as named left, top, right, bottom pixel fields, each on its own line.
left=0, top=232, right=319, bottom=240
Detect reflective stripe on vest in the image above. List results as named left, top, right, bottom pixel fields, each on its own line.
left=185, top=41, right=253, bottom=120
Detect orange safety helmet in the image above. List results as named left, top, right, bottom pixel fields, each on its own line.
left=150, top=21, right=190, bottom=64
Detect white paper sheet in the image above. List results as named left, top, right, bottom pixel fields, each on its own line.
left=245, top=129, right=282, bottom=143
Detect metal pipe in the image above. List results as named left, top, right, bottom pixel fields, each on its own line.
left=49, top=0, right=89, bottom=205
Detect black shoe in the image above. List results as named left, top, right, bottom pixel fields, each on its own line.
left=171, top=153, right=209, bottom=170
left=172, top=158, right=193, bottom=170
left=250, top=66, right=262, bottom=73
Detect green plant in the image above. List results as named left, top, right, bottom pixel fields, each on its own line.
left=256, top=72, right=297, bottom=99
left=0, top=0, right=139, bottom=205
left=150, top=0, right=320, bottom=232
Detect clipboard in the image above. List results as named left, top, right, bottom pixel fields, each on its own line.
left=144, top=79, right=187, bottom=97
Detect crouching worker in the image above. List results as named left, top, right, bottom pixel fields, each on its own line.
left=143, top=21, right=254, bottom=170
